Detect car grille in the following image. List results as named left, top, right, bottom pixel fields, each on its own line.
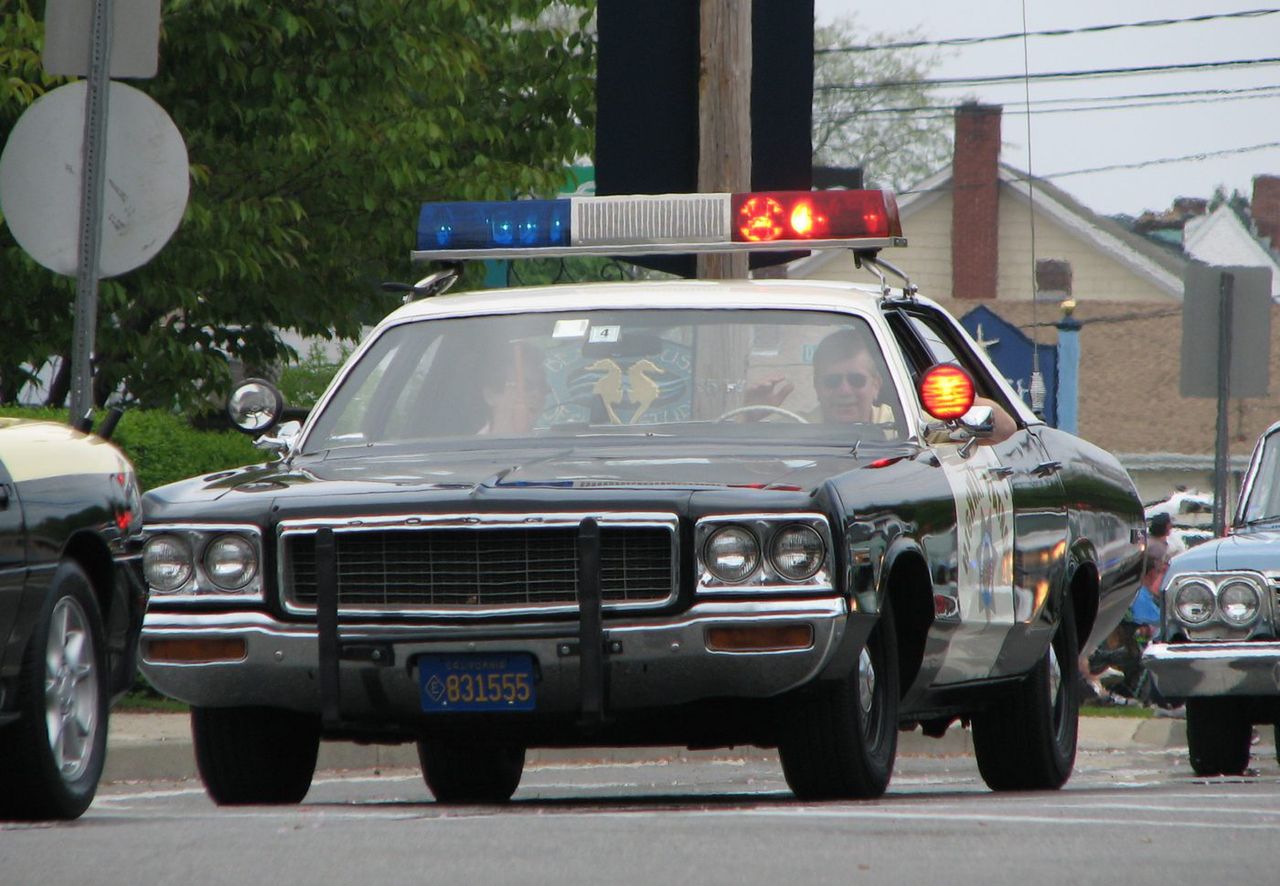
left=282, top=523, right=676, bottom=613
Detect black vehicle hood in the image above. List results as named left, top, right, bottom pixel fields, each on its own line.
left=146, top=442, right=915, bottom=510
left=1170, top=526, right=1280, bottom=574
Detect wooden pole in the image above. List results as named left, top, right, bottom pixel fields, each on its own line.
left=697, top=0, right=751, bottom=281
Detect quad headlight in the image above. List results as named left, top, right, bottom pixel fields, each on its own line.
left=770, top=524, right=826, bottom=582
left=143, top=534, right=193, bottom=593
left=704, top=526, right=761, bottom=583
left=1171, top=579, right=1214, bottom=625
left=697, top=515, right=831, bottom=591
left=1168, top=572, right=1269, bottom=630
left=143, top=526, right=263, bottom=600
left=1217, top=579, right=1262, bottom=626
left=203, top=534, right=259, bottom=591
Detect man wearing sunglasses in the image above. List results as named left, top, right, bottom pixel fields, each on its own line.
left=810, top=328, right=894, bottom=425
left=747, top=327, right=895, bottom=425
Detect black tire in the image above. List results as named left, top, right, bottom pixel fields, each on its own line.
left=192, top=706, right=320, bottom=805
left=0, top=561, right=108, bottom=821
left=417, top=740, right=526, bottom=803
left=1186, top=698, right=1251, bottom=776
left=972, top=590, right=1080, bottom=791
left=778, top=594, right=900, bottom=800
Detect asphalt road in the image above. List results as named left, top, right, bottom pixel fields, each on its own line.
left=4, top=742, right=1278, bottom=886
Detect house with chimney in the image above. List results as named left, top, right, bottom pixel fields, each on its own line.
left=787, top=103, right=1280, bottom=509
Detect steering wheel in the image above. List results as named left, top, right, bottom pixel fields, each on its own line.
left=716, top=404, right=809, bottom=423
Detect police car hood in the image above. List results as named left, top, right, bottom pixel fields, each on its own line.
left=149, top=443, right=907, bottom=507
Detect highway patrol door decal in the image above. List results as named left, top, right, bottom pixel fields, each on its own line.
left=936, top=445, right=1015, bottom=680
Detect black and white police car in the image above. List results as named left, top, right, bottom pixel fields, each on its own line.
left=139, top=190, right=1145, bottom=804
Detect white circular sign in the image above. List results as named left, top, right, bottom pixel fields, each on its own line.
left=0, top=80, right=189, bottom=278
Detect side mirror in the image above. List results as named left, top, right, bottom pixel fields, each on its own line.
left=958, top=404, right=995, bottom=438
left=253, top=420, right=301, bottom=456
left=228, top=378, right=285, bottom=435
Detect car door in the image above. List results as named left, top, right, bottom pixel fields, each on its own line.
left=884, top=302, right=1069, bottom=682
left=0, top=456, right=25, bottom=644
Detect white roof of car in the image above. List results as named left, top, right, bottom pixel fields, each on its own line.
left=377, top=278, right=895, bottom=330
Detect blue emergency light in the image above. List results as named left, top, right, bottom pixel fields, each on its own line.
left=412, top=190, right=905, bottom=260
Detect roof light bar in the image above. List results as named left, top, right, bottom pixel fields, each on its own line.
left=412, top=190, right=904, bottom=261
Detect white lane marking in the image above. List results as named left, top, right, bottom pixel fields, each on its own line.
left=1059, top=801, right=1280, bottom=816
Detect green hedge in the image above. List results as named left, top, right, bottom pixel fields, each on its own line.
left=0, top=407, right=261, bottom=491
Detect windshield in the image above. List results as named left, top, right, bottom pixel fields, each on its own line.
left=1240, top=430, right=1280, bottom=524
left=301, top=308, right=906, bottom=454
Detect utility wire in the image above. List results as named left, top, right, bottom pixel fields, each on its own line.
left=892, top=141, right=1280, bottom=196
left=817, top=56, right=1280, bottom=91
left=817, top=8, right=1280, bottom=54
left=1031, top=141, right=1280, bottom=181
left=851, top=87, right=1280, bottom=120
left=843, top=84, right=1280, bottom=116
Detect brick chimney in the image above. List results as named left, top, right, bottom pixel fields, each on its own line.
left=1253, top=175, right=1280, bottom=247
left=951, top=103, right=1002, bottom=299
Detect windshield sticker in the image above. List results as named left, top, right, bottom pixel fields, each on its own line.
left=543, top=340, right=692, bottom=427
left=588, top=325, right=620, bottom=343
left=553, top=319, right=589, bottom=339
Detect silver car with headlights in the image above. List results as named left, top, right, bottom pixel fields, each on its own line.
left=1143, top=420, right=1280, bottom=775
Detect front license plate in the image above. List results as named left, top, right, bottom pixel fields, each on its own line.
left=417, top=654, right=537, bottom=712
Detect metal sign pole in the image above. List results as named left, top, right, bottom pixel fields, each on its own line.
left=68, top=0, right=114, bottom=427
left=1212, top=271, right=1234, bottom=537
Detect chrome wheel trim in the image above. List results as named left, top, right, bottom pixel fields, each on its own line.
left=44, top=596, right=99, bottom=782
left=1047, top=642, right=1063, bottom=720
left=857, top=647, right=876, bottom=717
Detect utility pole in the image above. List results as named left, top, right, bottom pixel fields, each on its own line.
left=697, top=0, right=751, bottom=281
left=694, top=0, right=752, bottom=418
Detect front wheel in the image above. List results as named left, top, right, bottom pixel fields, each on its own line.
left=778, top=595, right=900, bottom=800
left=0, top=561, right=108, bottom=820
left=418, top=739, right=525, bottom=803
left=192, top=706, right=320, bottom=805
left=1186, top=698, right=1251, bottom=776
left=972, top=590, right=1080, bottom=791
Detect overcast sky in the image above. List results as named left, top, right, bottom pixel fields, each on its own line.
left=812, top=0, right=1280, bottom=216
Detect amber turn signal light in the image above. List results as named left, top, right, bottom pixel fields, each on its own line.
left=145, top=637, right=247, bottom=663
left=705, top=624, right=814, bottom=653
left=919, top=363, right=975, bottom=421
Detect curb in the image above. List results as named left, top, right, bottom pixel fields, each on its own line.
left=101, top=712, right=1198, bottom=785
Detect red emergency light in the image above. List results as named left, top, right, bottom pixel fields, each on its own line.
left=731, top=190, right=901, bottom=243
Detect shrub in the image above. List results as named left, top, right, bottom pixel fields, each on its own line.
left=278, top=342, right=348, bottom=408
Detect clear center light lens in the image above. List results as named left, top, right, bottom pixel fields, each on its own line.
left=143, top=535, right=193, bottom=593
left=203, top=534, right=258, bottom=591
left=704, top=526, right=761, bottom=583
left=770, top=524, right=825, bottom=581
left=1173, top=580, right=1215, bottom=624
left=1218, top=580, right=1261, bottom=625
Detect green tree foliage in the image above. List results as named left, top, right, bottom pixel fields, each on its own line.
left=813, top=15, right=954, bottom=192
left=0, top=0, right=595, bottom=410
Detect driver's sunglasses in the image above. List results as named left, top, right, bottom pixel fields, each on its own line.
left=818, top=371, right=869, bottom=391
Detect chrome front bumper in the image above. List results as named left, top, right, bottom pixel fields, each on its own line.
left=140, top=597, right=849, bottom=716
left=1142, top=640, right=1280, bottom=698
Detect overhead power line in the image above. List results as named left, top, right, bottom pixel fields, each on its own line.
left=1033, top=141, right=1280, bottom=181
left=894, top=141, right=1280, bottom=196
left=817, top=56, right=1280, bottom=91
left=817, top=8, right=1280, bottom=54
left=850, top=85, right=1280, bottom=120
